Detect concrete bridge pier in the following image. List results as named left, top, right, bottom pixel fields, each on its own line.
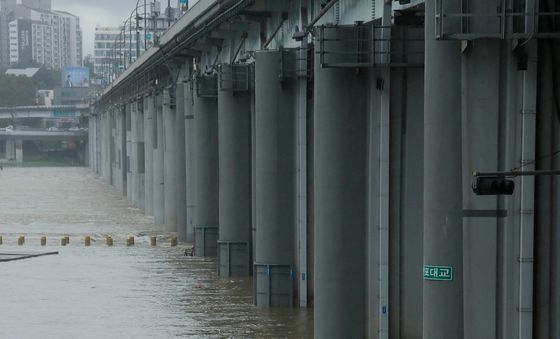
left=175, top=79, right=187, bottom=242
left=153, top=93, right=165, bottom=227
left=14, top=139, right=22, bottom=163
left=313, top=26, right=369, bottom=337
left=254, top=50, right=296, bottom=307
left=193, top=75, right=219, bottom=257
left=185, top=78, right=196, bottom=243
left=108, top=110, right=114, bottom=187
left=423, top=1, right=463, bottom=338
left=143, top=94, right=154, bottom=216
left=135, top=99, right=145, bottom=211
left=95, top=114, right=102, bottom=175
left=163, top=87, right=177, bottom=232
left=5, top=138, right=15, bottom=160
left=101, top=110, right=112, bottom=184
left=88, top=115, right=97, bottom=170
left=78, top=140, right=87, bottom=165
left=128, top=103, right=136, bottom=204
left=113, top=106, right=126, bottom=195
left=217, top=63, right=252, bottom=277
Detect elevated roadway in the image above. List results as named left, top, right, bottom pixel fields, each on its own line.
left=0, top=105, right=90, bottom=120
left=0, top=129, right=87, bottom=141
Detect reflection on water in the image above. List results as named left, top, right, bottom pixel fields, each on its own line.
left=0, top=168, right=313, bottom=339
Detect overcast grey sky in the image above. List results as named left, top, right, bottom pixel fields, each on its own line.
left=52, top=0, right=140, bottom=56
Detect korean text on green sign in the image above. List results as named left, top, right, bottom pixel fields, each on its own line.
left=423, top=265, right=453, bottom=281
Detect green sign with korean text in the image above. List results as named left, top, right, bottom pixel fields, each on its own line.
left=54, top=111, right=78, bottom=117
left=423, top=265, right=453, bottom=281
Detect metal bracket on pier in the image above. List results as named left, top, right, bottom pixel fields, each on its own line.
left=316, top=24, right=424, bottom=69
left=253, top=263, right=294, bottom=307
left=195, top=75, right=218, bottom=98
left=435, top=0, right=560, bottom=40
left=218, top=64, right=254, bottom=92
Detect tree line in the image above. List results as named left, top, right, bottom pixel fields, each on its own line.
left=0, top=62, right=62, bottom=107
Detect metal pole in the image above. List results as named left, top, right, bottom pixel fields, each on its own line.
left=129, top=16, right=133, bottom=64
left=300, top=0, right=340, bottom=36
left=518, top=40, right=538, bottom=339
left=423, top=1, right=464, bottom=338
left=168, top=0, right=171, bottom=27
left=296, top=7, right=308, bottom=309
left=231, top=32, right=248, bottom=64
left=144, top=0, right=148, bottom=51
left=136, top=7, right=140, bottom=59
left=115, top=32, right=120, bottom=74
left=111, top=43, right=115, bottom=79
left=534, top=37, right=554, bottom=339
left=152, top=0, right=156, bottom=45
left=120, top=30, right=123, bottom=71
left=263, top=14, right=287, bottom=49
left=122, top=27, right=126, bottom=69
left=378, top=3, right=392, bottom=337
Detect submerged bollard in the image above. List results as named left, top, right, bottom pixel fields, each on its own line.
left=0, top=235, right=3, bottom=245
left=40, top=236, right=47, bottom=246
left=171, top=235, right=178, bottom=247
left=150, top=236, right=157, bottom=247
left=61, top=237, right=67, bottom=246
left=84, top=236, right=91, bottom=246
left=18, top=236, right=24, bottom=246
left=127, top=236, right=135, bottom=246
left=106, top=236, right=113, bottom=246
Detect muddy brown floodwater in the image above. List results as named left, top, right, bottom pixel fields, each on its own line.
left=0, top=167, right=313, bottom=339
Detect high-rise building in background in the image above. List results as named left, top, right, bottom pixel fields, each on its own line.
left=54, top=11, right=82, bottom=67
left=0, top=0, right=81, bottom=69
left=93, top=26, right=138, bottom=81
left=0, top=11, right=9, bottom=66
left=0, top=0, right=16, bottom=66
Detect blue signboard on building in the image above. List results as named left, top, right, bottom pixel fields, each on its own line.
left=62, top=67, right=90, bottom=88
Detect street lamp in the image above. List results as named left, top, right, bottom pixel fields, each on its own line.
left=104, top=0, right=176, bottom=86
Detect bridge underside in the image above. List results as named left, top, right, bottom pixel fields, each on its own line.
left=0, top=132, right=88, bottom=141
left=1, top=133, right=87, bottom=164
left=89, top=0, right=560, bottom=338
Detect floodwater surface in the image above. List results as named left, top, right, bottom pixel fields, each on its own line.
left=0, top=168, right=313, bottom=339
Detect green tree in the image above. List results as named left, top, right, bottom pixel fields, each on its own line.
left=34, top=67, right=62, bottom=89
left=10, top=60, right=62, bottom=90
left=0, top=73, right=37, bottom=107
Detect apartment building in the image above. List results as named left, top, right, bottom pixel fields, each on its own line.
left=2, top=0, right=81, bottom=69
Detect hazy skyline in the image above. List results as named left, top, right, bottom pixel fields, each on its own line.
left=51, top=0, right=142, bottom=56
